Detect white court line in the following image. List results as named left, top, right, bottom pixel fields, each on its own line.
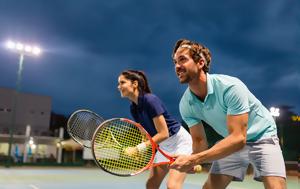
left=29, top=184, right=39, bottom=189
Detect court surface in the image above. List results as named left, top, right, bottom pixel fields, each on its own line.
left=0, top=167, right=298, bottom=189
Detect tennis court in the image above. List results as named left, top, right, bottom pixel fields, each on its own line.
left=0, top=167, right=298, bottom=189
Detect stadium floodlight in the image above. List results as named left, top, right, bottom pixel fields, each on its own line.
left=24, top=45, right=32, bottom=53
left=5, top=40, right=42, bottom=56
left=270, top=107, right=284, bottom=146
left=6, top=40, right=15, bottom=49
left=270, top=107, right=280, bottom=117
left=4, top=39, right=42, bottom=167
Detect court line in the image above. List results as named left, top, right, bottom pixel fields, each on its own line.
left=29, top=184, right=39, bottom=189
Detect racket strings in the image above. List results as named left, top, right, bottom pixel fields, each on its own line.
left=93, top=119, right=153, bottom=176
left=68, top=111, right=104, bottom=147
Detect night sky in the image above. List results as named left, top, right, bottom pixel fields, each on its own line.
left=0, top=0, right=299, bottom=121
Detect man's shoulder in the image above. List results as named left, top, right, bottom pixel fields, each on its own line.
left=210, top=74, right=244, bottom=88
left=210, top=73, right=240, bottom=82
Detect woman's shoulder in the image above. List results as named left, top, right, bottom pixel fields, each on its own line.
left=143, top=93, right=161, bottom=104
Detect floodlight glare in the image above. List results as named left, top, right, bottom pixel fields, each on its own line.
left=270, top=107, right=280, bottom=117
left=32, top=46, right=41, bottom=55
left=6, top=40, right=15, bottom=49
left=16, top=43, right=24, bottom=51
left=24, top=45, right=32, bottom=53
left=5, top=40, right=42, bottom=56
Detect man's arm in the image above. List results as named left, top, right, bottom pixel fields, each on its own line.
left=170, top=113, right=248, bottom=171
left=189, top=123, right=208, bottom=153
left=192, top=113, right=248, bottom=163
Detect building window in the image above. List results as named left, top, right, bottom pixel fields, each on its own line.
left=0, top=108, right=12, bottom=112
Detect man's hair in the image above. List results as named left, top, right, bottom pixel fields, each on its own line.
left=172, top=39, right=212, bottom=73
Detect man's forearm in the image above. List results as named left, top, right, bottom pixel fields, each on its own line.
left=191, top=134, right=246, bottom=165
left=192, top=139, right=208, bottom=154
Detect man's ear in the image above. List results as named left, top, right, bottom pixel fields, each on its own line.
left=196, top=59, right=205, bottom=69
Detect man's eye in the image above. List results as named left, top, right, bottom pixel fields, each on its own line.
left=178, top=57, right=187, bottom=63
left=174, top=56, right=188, bottom=65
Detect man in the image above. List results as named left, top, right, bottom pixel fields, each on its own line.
left=169, top=39, right=286, bottom=189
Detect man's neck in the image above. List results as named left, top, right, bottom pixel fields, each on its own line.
left=188, top=72, right=207, bottom=101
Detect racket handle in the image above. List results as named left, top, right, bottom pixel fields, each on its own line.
left=169, top=157, right=176, bottom=164
left=193, top=165, right=202, bottom=173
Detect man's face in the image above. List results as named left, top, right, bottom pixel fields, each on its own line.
left=173, top=48, right=199, bottom=83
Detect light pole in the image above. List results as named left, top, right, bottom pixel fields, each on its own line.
left=4, top=40, right=42, bottom=167
left=269, top=107, right=282, bottom=146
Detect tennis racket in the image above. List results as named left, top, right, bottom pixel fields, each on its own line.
left=67, top=109, right=105, bottom=148
left=92, top=118, right=201, bottom=176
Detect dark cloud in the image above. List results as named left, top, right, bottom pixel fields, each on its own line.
left=0, top=0, right=299, bottom=121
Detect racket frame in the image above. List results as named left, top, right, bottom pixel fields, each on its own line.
left=91, top=118, right=175, bottom=177
left=123, top=118, right=175, bottom=167
left=67, top=109, right=104, bottom=148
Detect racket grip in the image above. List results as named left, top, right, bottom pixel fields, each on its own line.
left=169, top=157, right=176, bottom=164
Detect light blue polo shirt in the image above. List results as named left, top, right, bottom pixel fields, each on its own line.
left=179, top=74, right=277, bottom=142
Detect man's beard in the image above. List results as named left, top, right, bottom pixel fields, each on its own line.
left=179, top=74, right=192, bottom=84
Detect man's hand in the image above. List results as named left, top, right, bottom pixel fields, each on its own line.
left=169, top=154, right=195, bottom=172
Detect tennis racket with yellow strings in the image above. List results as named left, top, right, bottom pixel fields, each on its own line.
left=91, top=118, right=201, bottom=176
left=67, top=109, right=105, bottom=148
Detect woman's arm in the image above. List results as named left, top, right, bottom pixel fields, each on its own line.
left=148, top=114, right=169, bottom=145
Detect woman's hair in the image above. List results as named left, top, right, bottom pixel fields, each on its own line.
left=172, top=39, right=212, bottom=73
left=120, top=70, right=152, bottom=94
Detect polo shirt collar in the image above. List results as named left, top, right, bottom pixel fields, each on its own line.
left=188, top=73, right=214, bottom=104
left=206, top=73, right=214, bottom=96
left=131, top=94, right=144, bottom=109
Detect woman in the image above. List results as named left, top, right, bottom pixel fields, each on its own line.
left=117, top=70, right=193, bottom=189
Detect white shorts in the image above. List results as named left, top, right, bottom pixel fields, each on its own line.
left=154, top=127, right=192, bottom=163
left=210, top=137, right=286, bottom=181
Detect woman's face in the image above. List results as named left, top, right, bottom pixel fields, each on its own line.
left=118, top=75, right=137, bottom=98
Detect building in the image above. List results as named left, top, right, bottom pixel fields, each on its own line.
left=0, top=87, right=51, bottom=135
left=0, top=87, right=57, bottom=163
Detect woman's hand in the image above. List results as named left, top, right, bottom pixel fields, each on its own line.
left=124, top=146, right=139, bottom=157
